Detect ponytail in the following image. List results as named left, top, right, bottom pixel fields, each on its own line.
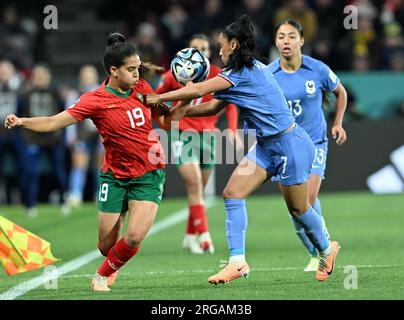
left=222, top=15, right=257, bottom=72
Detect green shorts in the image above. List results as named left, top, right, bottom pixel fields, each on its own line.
left=169, top=130, right=216, bottom=169
left=98, top=169, right=165, bottom=213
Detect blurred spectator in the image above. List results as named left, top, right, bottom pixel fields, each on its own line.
left=352, top=53, right=371, bottom=72
left=353, top=0, right=378, bottom=21
left=273, top=0, right=318, bottom=52
left=65, top=65, right=103, bottom=209
left=382, top=22, right=404, bottom=70
left=317, top=1, right=342, bottom=67
left=19, top=65, right=67, bottom=217
left=234, top=0, right=274, bottom=56
left=196, top=0, right=232, bottom=35
left=0, top=59, right=23, bottom=205
left=389, top=51, right=404, bottom=70
left=0, top=5, right=36, bottom=71
left=313, top=0, right=345, bottom=40
left=160, top=3, right=196, bottom=58
left=380, top=0, right=401, bottom=25
left=130, top=22, right=165, bottom=66
left=347, top=15, right=380, bottom=69
left=395, top=0, right=404, bottom=28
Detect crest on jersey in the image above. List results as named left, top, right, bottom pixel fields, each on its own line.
left=136, top=92, right=144, bottom=103
left=305, top=80, right=316, bottom=95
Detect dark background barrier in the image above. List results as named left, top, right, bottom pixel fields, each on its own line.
left=163, top=119, right=404, bottom=198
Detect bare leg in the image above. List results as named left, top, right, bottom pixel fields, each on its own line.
left=98, top=211, right=126, bottom=256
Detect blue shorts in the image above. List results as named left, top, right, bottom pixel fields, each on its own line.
left=311, top=141, right=328, bottom=179
left=246, top=125, right=315, bottom=186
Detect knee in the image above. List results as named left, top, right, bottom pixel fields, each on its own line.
left=288, top=204, right=310, bottom=218
left=124, top=232, right=143, bottom=249
left=185, top=179, right=202, bottom=196
left=222, top=187, right=244, bottom=199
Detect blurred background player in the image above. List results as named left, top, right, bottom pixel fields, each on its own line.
left=65, top=65, right=104, bottom=209
left=0, top=58, right=23, bottom=205
left=155, top=33, right=241, bottom=254
left=270, top=19, right=347, bottom=271
left=18, top=64, right=68, bottom=217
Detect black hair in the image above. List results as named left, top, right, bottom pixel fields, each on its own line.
left=274, top=19, right=304, bottom=38
left=222, top=15, right=257, bottom=72
left=103, top=32, right=137, bottom=75
left=103, top=32, right=164, bottom=78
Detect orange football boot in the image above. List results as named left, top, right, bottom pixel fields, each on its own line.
left=316, top=241, right=341, bottom=281
left=208, top=262, right=250, bottom=285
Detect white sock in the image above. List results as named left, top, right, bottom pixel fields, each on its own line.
left=186, top=234, right=197, bottom=240
left=320, top=244, right=332, bottom=257
left=229, top=254, right=246, bottom=264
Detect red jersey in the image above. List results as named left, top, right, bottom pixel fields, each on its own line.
left=66, top=79, right=165, bottom=179
left=155, top=64, right=238, bottom=132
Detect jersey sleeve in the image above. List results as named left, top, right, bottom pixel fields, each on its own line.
left=65, top=93, right=95, bottom=121
left=155, top=71, right=178, bottom=94
left=319, top=62, right=340, bottom=92
left=137, top=79, right=156, bottom=95
left=217, top=68, right=241, bottom=87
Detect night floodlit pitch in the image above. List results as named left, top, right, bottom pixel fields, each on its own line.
left=0, top=192, right=403, bottom=300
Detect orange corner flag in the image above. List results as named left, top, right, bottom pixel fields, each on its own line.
left=0, top=215, right=59, bottom=276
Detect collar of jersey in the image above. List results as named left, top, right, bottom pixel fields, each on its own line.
left=276, top=55, right=312, bottom=74
left=104, top=85, right=133, bottom=98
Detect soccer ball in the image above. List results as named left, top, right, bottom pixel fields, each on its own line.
left=170, top=48, right=210, bottom=85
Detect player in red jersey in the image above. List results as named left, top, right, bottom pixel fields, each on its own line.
left=156, top=34, right=241, bottom=254
left=4, top=32, right=178, bottom=292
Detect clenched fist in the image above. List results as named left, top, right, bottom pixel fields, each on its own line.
left=4, top=114, right=22, bottom=129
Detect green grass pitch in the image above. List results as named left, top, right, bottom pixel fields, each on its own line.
left=0, top=192, right=403, bottom=300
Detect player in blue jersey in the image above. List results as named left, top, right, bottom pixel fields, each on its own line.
left=269, top=20, right=347, bottom=272
left=146, top=15, right=341, bottom=284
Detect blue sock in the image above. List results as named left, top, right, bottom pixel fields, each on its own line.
left=224, top=199, right=248, bottom=256
left=290, top=217, right=318, bottom=256
left=69, top=168, right=85, bottom=198
left=293, top=205, right=330, bottom=253
left=313, top=198, right=322, bottom=216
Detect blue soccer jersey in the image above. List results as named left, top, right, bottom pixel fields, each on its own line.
left=268, top=55, right=340, bottom=144
left=214, top=60, right=295, bottom=138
